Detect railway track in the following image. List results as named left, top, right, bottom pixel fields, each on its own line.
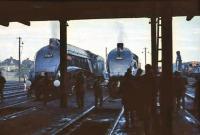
left=53, top=108, right=123, bottom=135
left=0, top=106, right=37, bottom=121
left=0, top=81, right=30, bottom=109
left=47, top=85, right=198, bottom=135
left=0, top=81, right=34, bottom=118
left=0, top=98, right=35, bottom=123
left=38, top=96, right=123, bottom=135
left=184, top=90, right=200, bottom=126
left=185, top=92, right=195, bottom=99
left=2, top=81, right=27, bottom=100
left=4, top=81, right=24, bottom=90
left=0, top=98, right=33, bottom=111
left=53, top=106, right=95, bottom=135
left=52, top=90, right=197, bottom=135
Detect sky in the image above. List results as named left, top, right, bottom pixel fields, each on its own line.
left=0, top=16, right=199, bottom=68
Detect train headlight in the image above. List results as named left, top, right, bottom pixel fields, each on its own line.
left=54, top=80, right=60, bottom=87
left=26, top=80, right=32, bottom=87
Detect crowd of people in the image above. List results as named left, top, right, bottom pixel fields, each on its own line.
left=28, top=71, right=103, bottom=108
left=119, top=64, right=156, bottom=133
left=119, top=64, right=193, bottom=134
left=30, top=72, right=54, bottom=105
left=74, top=71, right=103, bottom=108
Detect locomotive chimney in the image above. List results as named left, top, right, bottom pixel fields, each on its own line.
left=49, top=38, right=60, bottom=47
left=117, top=43, right=124, bottom=50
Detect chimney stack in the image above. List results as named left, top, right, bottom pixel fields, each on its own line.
left=117, top=43, right=124, bottom=50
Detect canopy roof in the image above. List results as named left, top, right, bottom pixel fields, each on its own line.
left=0, top=0, right=199, bottom=24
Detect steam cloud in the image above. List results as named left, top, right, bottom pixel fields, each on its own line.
left=51, top=21, right=59, bottom=38
left=115, top=22, right=125, bottom=43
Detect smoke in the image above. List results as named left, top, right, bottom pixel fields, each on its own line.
left=115, top=22, right=125, bottom=43
left=51, top=21, right=59, bottom=38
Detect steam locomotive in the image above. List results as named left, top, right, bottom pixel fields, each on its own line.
left=29, top=38, right=105, bottom=99
left=107, top=43, right=139, bottom=97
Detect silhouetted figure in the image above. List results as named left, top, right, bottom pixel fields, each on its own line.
left=108, top=78, right=118, bottom=98
left=141, top=64, right=156, bottom=135
left=75, top=72, right=85, bottom=108
left=26, top=81, right=32, bottom=98
left=0, top=71, right=6, bottom=102
left=130, top=68, right=143, bottom=126
left=176, top=51, right=182, bottom=71
left=119, top=68, right=133, bottom=127
left=34, top=75, right=45, bottom=100
left=108, top=78, right=113, bottom=97
left=43, top=73, right=52, bottom=105
left=93, top=76, right=103, bottom=108
left=173, top=71, right=187, bottom=110
left=194, top=77, right=200, bottom=117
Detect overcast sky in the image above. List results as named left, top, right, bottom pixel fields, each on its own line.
left=0, top=16, right=199, bottom=68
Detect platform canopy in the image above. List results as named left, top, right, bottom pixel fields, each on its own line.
left=0, top=0, right=199, bottom=24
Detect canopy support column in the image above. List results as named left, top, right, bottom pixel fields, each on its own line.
left=151, top=17, right=157, bottom=73
left=60, top=19, right=67, bottom=108
left=160, top=16, right=173, bottom=135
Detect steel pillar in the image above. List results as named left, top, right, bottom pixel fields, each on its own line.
left=160, top=16, right=173, bottom=135
left=151, top=17, right=157, bottom=73
left=60, top=20, right=67, bottom=107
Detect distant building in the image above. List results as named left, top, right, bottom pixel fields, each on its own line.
left=0, top=57, right=34, bottom=72
left=0, top=57, right=18, bottom=71
left=0, top=57, right=35, bottom=81
left=22, top=58, right=34, bottom=69
left=182, top=61, right=200, bottom=75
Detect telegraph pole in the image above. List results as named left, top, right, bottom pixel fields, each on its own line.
left=142, top=47, right=148, bottom=66
left=144, top=47, right=147, bottom=65
left=105, top=47, right=108, bottom=61
left=105, top=47, right=108, bottom=71
left=18, top=37, right=23, bottom=82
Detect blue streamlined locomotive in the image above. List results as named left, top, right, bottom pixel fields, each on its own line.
left=29, top=38, right=105, bottom=99
left=107, top=43, right=138, bottom=97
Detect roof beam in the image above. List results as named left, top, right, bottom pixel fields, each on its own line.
left=18, top=21, right=31, bottom=26
left=0, top=22, right=9, bottom=27
left=0, top=1, right=199, bottom=22
left=186, top=16, right=194, bottom=21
